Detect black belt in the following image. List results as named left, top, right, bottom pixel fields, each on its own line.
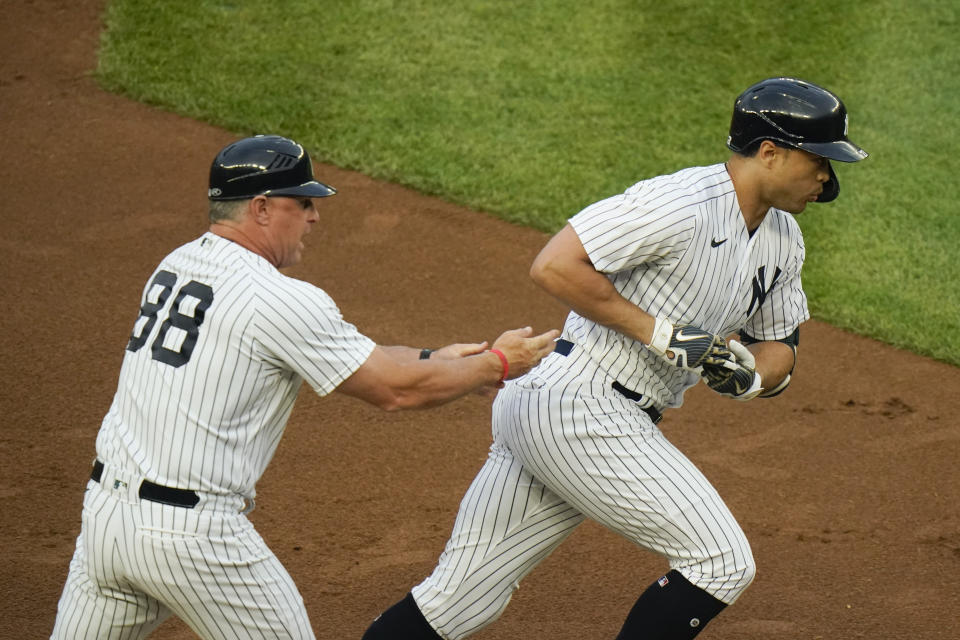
left=554, top=339, right=663, bottom=424
left=91, top=460, right=200, bottom=508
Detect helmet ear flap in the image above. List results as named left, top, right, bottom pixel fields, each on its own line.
left=818, top=161, right=839, bottom=203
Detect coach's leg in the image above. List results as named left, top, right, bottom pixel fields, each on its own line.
left=51, top=536, right=170, bottom=640
left=130, top=504, right=316, bottom=640
left=51, top=484, right=171, bottom=640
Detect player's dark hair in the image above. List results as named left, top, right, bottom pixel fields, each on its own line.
left=735, top=140, right=763, bottom=157
left=735, top=139, right=795, bottom=158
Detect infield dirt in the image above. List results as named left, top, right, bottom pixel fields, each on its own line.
left=2, top=2, right=959, bottom=638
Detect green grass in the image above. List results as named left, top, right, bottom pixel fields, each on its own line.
left=96, top=0, right=960, bottom=365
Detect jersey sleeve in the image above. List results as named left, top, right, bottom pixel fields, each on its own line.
left=569, top=185, right=695, bottom=274
left=252, top=279, right=376, bottom=396
left=741, top=226, right=810, bottom=341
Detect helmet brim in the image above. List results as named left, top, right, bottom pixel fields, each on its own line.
left=264, top=180, right=337, bottom=198
left=798, top=139, right=868, bottom=163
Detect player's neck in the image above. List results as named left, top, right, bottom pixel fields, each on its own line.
left=725, top=160, right=770, bottom=232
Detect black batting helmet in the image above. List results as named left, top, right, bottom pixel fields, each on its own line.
left=727, top=77, right=867, bottom=202
left=208, top=135, right=336, bottom=201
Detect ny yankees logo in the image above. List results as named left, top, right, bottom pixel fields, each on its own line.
left=747, top=265, right=783, bottom=315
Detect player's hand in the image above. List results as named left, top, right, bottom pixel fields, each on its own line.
left=489, top=326, right=561, bottom=382
left=702, top=340, right=763, bottom=401
left=648, top=319, right=730, bottom=371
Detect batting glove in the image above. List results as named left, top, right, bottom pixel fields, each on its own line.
left=648, top=318, right=730, bottom=371
left=702, top=340, right=763, bottom=401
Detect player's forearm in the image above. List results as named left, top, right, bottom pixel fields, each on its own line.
left=747, top=341, right=795, bottom=389
left=531, top=257, right=655, bottom=345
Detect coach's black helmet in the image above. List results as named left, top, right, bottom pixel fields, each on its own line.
left=208, top=135, right=336, bottom=200
left=727, top=77, right=867, bottom=202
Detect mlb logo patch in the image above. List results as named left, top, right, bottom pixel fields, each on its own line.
left=658, top=575, right=669, bottom=588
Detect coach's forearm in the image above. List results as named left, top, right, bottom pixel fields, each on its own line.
left=385, top=354, right=505, bottom=410
left=380, top=342, right=489, bottom=362
left=335, top=346, right=504, bottom=411
left=379, top=345, right=424, bottom=362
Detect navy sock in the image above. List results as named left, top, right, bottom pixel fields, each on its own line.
left=362, top=592, right=442, bottom=640
left=616, top=570, right=727, bottom=640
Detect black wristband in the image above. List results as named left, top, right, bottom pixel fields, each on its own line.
left=419, top=348, right=433, bottom=360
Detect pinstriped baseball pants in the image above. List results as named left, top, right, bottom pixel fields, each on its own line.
left=412, top=350, right=755, bottom=639
left=50, top=477, right=314, bottom=640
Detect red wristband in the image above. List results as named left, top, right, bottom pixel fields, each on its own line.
left=488, top=348, right=509, bottom=383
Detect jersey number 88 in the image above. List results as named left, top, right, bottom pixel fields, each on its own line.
left=126, top=270, right=214, bottom=368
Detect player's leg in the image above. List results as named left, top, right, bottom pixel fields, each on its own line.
left=602, top=427, right=744, bottom=640
left=127, top=502, right=316, bottom=640
left=361, top=591, right=439, bottom=640
left=363, top=437, right=585, bottom=640
left=614, top=569, right=727, bottom=640
left=51, top=483, right=171, bottom=640
left=500, top=379, right=754, bottom=638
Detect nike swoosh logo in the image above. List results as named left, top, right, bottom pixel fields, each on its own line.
left=710, top=238, right=728, bottom=248
left=673, top=329, right=705, bottom=342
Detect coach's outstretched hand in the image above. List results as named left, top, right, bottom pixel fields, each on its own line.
left=431, top=342, right=491, bottom=360
left=489, top=326, right=561, bottom=381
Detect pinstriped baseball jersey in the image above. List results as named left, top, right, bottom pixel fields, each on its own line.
left=96, top=231, right=374, bottom=499
left=566, top=163, right=808, bottom=409
left=402, top=164, right=805, bottom=638
left=363, top=79, right=864, bottom=640
left=52, top=231, right=375, bottom=640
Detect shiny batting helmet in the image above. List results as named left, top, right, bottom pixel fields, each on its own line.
left=208, top=135, right=336, bottom=201
left=727, top=77, right=868, bottom=202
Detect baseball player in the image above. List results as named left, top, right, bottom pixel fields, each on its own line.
left=362, top=78, right=868, bottom=639
left=49, top=134, right=559, bottom=640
